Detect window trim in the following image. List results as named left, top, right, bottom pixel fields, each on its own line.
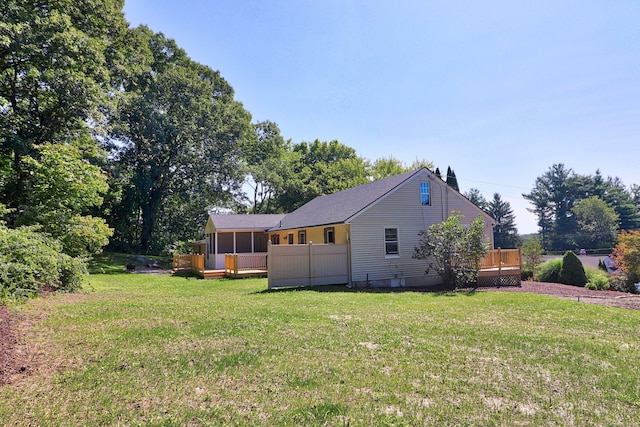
left=420, top=181, right=430, bottom=206
left=287, top=233, right=294, bottom=244
left=271, top=234, right=280, bottom=245
left=384, top=227, right=399, bottom=257
left=324, top=227, right=335, bottom=244
left=298, top=230, right=306, bottom=245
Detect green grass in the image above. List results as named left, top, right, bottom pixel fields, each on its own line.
left=2, top=274, right=640, bottom=425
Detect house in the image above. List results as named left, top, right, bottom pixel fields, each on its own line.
left=265, top=168, right=495, bottom=288
left=204, top=213, right=286, bottom=269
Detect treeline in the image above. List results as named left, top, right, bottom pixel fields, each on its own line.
left=0, top=0, right=436, bottom=264
left=523, top=164, right=640, bottom=252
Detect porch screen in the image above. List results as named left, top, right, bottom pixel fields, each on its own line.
left=254, top=232, right=268, bottom=252
left=217, top=232, right=234, bottom=254
left=236, top=232, right=252, bottom=253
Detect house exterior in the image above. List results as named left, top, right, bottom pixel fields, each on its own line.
left=204, top=213, right=286, bottom=269
left=266, top=168, right=495, bottom=288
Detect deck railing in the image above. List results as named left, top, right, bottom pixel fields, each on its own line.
left=225, top=253, right=268, bottom=277
left=479, top=248, right=522, bottom=271
left=173, top=253, right=205, bottom=276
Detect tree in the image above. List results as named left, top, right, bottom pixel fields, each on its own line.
left=413, top=213, right=490, bottom=287
left=243, top=121, right=290, bottom=214
left=273, top=139, right=369, bottom=212
left=572, top=196, right=619, bottom=249
left=612, top=230, right=640, bottom=284
left=434, top=167, right=442, bottom=180
left=488, top=193, right=520, bottom=249
left=559, top=250, right=587, bottom=287
left=369, top=156, right=434, bottom=180
left=0, top=0, right=128, bottom=219
left=20, top=142, right=112, bottom=256
left=464, top=188, right=488, bottom=212
left=445, top=166, right=459, bottom=191
left=107, top=28, right=252, bottom=252
left=523, top=164, right=577, bottom=250
left=521, top=237, right=544, bottom=277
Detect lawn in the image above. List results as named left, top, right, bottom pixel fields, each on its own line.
left=1, top=273, right=639, bottom=426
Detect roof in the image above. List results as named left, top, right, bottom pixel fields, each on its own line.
left=209, top=213, right=286, bottom=231
left=273, top=168, right=425, bottom=231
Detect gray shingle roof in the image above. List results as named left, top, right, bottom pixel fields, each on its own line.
left=273, top=168, right=423, bottom=231
left=209, top=213, right=286, bottom=231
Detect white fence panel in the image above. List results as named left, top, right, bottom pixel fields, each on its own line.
left=268, top=243, right=349, bottom=289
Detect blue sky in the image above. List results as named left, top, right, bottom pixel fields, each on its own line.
left=122, top=1, right=640, bottom=234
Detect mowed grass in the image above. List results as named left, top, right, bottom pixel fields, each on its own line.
left=2, top=274, right=640, bottom=426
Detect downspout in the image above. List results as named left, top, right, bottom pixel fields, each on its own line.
left=341, top=224, right=352, bottom=288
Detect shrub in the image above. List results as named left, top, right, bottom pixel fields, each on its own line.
left=0, top=225, right=87, bottom=301
left=609, top=275, right=639, bottom=294
left=535, top=258, right=563, bottom=283
left=559, top=251, right=587, bottom=287
left=521, top=268, right=534, bottom=281
left=585, top=267, right=609, bottom=290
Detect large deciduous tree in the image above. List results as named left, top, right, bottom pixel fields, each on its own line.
left=108, top=28, right=252, bottom=252
left=272, top=139, right=369, bottom=212
left=572, top=196, right=619, bottom=250
left=0, top=0, right=127, bottom=219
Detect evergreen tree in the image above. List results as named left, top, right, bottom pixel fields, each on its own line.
left=435, top=167, right=442, bottom=180
left=446, top=166, right=460, bottom=192
left=464, top=188, right=489, bottom=212
left=488, top=193, right=520, bottom=248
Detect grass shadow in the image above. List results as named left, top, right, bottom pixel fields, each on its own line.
left=251, top=284, right=483, bottom=296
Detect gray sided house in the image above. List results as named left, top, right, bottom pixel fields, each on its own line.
left=204, top=213, right=285, bottom=269
left=266, top=168, right=495, bottom=288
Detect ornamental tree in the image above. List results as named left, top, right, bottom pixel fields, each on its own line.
left=413, top=213, right=490, bottom=287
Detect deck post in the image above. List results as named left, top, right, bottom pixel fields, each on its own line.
left=234, top=254, right=239, bottom=278
left=497, top=247, right=502, bottom=275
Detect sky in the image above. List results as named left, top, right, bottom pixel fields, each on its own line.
left=122, top=1, right=640, bottom=234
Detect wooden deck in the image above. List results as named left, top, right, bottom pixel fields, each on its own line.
left=477, top=248, right=522, bottom=286
left=173, top=253, right=267, bottom=279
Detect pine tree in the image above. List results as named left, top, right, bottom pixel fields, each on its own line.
left=446, top=167, right=459, bottom=192
left=489, top=193, right=520, bottom=248
left=435, top=167, right=442, bottom=180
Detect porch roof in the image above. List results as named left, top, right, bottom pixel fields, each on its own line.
left=209, top=213, right=286, bottom=231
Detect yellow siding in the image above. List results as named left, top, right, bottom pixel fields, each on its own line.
left=270, top=224, right=350, bottom=245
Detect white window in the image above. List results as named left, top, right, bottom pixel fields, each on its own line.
left=420, top=181, right=430, bottom=205
left=385, top=228, right=399, bottom=256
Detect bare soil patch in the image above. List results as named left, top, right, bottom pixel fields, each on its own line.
left=0, top=305, right=18, bottom=385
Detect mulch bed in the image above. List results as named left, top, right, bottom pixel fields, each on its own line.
left=1, top=281, right=639, bottom=386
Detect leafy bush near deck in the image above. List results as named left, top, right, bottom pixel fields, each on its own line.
left=559, top=250, right=588, bottom=287
left=535, top=258, right=563, bottom=283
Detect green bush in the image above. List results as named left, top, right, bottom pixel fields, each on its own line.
left=521, top=268, right=534, bottom=281
left=585, top=267, right=609, bottom=290
left=559, top=251, right=587, bottom=287
left=0, top=225, right=87, bottom=301
left=535, top=258, right=563, bottom=283
left=609, top=275, right=639, bottom=294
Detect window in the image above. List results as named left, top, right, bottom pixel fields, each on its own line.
left=298, top=230, right=306, bottom=244
left=385, top=228, right=399, bottom=256
left=420, top=181, right=430, bottom=205
left=271, top=234, right=280, bottom=245
left=324, top=227, right=335, bottom=244
left=288, top=233, right=294, bottom=244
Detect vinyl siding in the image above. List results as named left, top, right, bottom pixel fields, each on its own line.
left=349, top=169, right=493, bottom=286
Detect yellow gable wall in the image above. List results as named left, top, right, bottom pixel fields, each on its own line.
left=270, top=224, right=350, bottom=245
